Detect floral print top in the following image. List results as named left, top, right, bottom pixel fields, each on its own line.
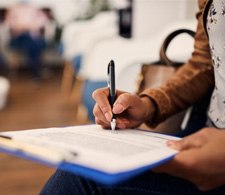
left=207, top=0, right=225, bottom=128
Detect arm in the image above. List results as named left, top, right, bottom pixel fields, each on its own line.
left=92, top=0, right=214, bottom=130
left=140, top=0, right=214, bottom=127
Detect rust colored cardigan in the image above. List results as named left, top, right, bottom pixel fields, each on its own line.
left=140, top=0, right=215, bottom=127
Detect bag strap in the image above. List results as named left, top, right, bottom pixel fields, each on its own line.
left=159, top=29, right=195, bottom=68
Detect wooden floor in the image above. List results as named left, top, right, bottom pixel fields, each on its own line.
left=0, top=68, right=90, bottom=195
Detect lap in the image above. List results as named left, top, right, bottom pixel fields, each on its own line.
left=40, top=169, right=225, bottom=195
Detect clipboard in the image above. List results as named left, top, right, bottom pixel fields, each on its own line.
left=0, top=125, right=179, bottom=185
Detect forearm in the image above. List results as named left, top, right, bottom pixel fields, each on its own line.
left=139, top=1, right=214, bottom=127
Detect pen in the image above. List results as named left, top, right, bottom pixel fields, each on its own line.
left=107, top=60, right=116, bottom=132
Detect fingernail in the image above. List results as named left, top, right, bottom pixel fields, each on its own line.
left=105, top=113, right=112, bottom=122
left=167, top=141, right=176, bottom=148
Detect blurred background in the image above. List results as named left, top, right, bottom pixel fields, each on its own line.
left=0, top=0, right=197, bottom=194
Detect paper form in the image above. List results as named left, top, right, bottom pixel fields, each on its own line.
left=0, top=125, right=180, bottom=173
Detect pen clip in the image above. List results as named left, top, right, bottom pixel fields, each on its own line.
left=108, top=60, right=115, bottom=96
left=107, top=63, right=110, bottom=88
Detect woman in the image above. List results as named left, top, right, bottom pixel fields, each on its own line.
left=40, top=0, right=225, bottom=194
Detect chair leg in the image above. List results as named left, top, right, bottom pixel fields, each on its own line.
left=7, top=53, right=21, bottom=80
left=60, top=61, right=89, bottom=122
left=61, top=61, right=75, bottom=97
left=70, top=77, right=90, bottom=123
left=69, top=77, right=84, bottom=115
left=75, top=103, right=90, bottom=124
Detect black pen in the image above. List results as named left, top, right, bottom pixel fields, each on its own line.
left=107, top=60, right=116, bottom=132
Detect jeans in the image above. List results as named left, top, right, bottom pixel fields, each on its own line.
left=10, top=32, right=46, bottom=78
left=40, top=169, right=225, bottom=195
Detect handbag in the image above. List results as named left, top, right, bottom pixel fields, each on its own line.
left=137, top=29, right=195, bottom=134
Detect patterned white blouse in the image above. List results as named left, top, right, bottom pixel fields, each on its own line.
left=207, top=0, right=225, bottom=128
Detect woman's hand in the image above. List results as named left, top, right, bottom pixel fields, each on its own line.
left=92, top=87, right=156, bottom=129
left=154, top=127, right=225, bottom=191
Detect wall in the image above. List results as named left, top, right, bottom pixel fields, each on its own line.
left=132, top=0, right=198, bottom=38
left=0, top=0, right=198, bottom=36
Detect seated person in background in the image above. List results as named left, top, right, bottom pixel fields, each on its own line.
left=4, top=1, right=49, bottom=79
left=40, top=0, right=225, bottom=194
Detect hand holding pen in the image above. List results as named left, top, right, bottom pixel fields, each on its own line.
left=92, top=61, right=156, bottom=130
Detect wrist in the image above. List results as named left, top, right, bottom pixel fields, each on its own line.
left=140, top=96, right=157, bottom=122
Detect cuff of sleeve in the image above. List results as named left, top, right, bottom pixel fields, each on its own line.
left=139, top=88, right=172, bottom=127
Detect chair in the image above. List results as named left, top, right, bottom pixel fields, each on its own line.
left=60, top=11, right=118, bottom=110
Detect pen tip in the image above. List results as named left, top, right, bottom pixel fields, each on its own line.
left=110, top=119, right=116, bottom=132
